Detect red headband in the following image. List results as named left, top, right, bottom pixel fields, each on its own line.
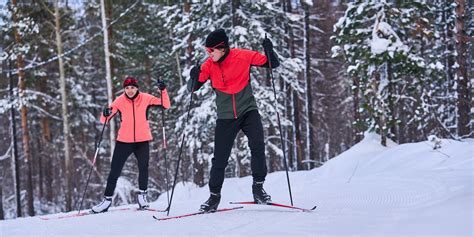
left=123, top=77, right=138, bottom=88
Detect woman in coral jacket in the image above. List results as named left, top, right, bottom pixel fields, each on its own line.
left=92, top=76, right=171, bottom=213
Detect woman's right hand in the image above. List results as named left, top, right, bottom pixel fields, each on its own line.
left=187, top=65, right=201, bottom=92
left=103, top=107, right=112, bottom=117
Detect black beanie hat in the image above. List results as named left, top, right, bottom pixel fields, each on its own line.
left=205, top=29, right=229, bottom=48
left=123, top=76, right=139, bottom=88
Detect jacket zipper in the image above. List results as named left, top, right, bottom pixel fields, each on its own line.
left=218, top=64, right=226, bottom=86
left=232, top=94, right=237, bottom=119
left=218, top=63, right=236, bottom=118
left=132, top=99, right=136, bottom=142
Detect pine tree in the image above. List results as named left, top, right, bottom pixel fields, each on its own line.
left=333, top=0, right=428, bottom=145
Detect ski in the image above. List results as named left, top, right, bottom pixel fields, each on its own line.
left=229, top=201, right=316, bottom=212
left=141, top=207, right=169, bottom=212
left=147, top=206, right=169, bottom=213
left=152, top=206, right=243, bottom=221
left=39, top=207, right=163, bottom=220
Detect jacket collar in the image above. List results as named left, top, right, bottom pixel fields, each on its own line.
left=216, top=48, right=231, bottom=63
left=125, top=90, right=140, bottom=101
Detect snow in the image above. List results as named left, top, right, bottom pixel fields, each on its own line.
left=347, top=64, right=359, bottom=74
left=370, top=16, right=408, bottom=56
left=429, top=61, right=444, bottom=71
left=301, top=0, right=313, bottom=7
left=1, top=133, right=473, bottom=236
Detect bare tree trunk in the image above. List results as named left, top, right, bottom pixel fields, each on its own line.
left=12, top=0, right=34, bottom=216
left=8, top=62, right=22, bottom=217
left=37, top=78, right=50, bottom=201
left=0, top=163, right=3, bottom=220
left=232, top=0, right=241, bottom=32
left=54, top=0, right=73, bottom=211
left=175, top=51, right=183, bottom=86
left=0, top=68, right=5, bottom=217
left=284, top=83, right=294, bottom=169
left=444, top=0, right=457, bottom=135
left=387, top=61, right=395, bottom=142
left=284, top=0, right=305, bottom=170
left=398, top=79, right=407, bottom=143
left=106, top=0, right=115, bottom=84
left=41, top=118, right=53, bottom=202
left=372, top=71, right=387, bottom=146
left=303, top=3, right=314, bottom=168
left=144, top=56, right=152, bottom=88
left=0, top=157, right=4, bottom=220
left=268, top=125, right=279, bottom=172
left=168, top=28, right=183, bottom=85
left=352, top=76, right=363, bottom=143
left=193, top=153, right=204, bottom=186
left=454, top=0, right=471, bottom=137
left=37, top=137, right=43, bottom=200
left=184, top=2, right=193, bottom=65
left=100, top=0, right=116, bottom=159
left=293, top=92, right=304, bottom=170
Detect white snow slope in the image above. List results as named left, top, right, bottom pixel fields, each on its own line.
left=1, top=134, right=473, bottom=237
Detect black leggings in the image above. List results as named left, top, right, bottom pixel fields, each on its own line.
left=209, top=110, right=267, bottom=194
left=104, top=141, right=149, bottom=196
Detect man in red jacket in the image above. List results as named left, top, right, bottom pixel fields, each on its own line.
left=91, top=76, right=171, bottom=213
left=188, top=29, right=280, bottom=212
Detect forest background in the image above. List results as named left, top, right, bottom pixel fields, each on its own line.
left=0, top=0, right=471, bottom=219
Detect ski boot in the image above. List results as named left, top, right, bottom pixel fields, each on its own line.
left=137, top=189, right=149, bottom=209
left=199, top=192, right=221, bottom=212
left=252, top=181, right=272, bottom=204
left=91, top=196, right=112, bottom=213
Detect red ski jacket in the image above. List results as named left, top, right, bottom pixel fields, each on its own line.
left=196, top=48, right=268, bottom=119
left=100, top=90, right=171, bottom=143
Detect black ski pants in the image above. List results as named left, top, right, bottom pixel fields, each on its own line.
left=209, top=109, right=267, bottom=194
left=104, top=141, right=149, bottom=196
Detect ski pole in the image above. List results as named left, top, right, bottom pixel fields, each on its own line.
left=158, top=78, right=171, bottom=210
left=76, top=116, right=109, bottom=214
left=264, top=34, right=294, bottom=206
left=166, top=62, right=199, bottom=216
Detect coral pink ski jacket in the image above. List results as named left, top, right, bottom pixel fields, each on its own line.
left=100, top=90, right=170, bottom=143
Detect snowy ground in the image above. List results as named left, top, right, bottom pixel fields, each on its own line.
left=1, top=134, right=473, bottom=237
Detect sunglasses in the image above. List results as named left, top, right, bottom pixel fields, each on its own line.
left=206, top=41, right=225, bottom=53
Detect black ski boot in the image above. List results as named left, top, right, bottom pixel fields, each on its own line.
left=252, top=181, right=272, bottom=204
left=199, top=192, right=221, bottom=212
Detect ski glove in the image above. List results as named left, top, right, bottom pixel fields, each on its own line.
left=190, top=65, right=201, bottom=82
left=103, top=107, right=112, bottom=117
left=261, top=38, right=280, bottom=69
left=187, top=65, right=204, bottom=92
left=157, top=79, right=167, bottom=91
left=262, top=38, right=273, bottom=52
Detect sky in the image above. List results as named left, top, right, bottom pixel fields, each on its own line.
left=1, top=133, right=472, bottom=236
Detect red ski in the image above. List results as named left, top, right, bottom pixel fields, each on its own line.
left=152, top=206, right=243, bottom=221
left=39, top=207, right=164, bottom=220
left=229, top=201, right=316, bottom=212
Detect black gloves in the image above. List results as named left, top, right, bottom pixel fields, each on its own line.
left=262, top=38, right=280, bottom=69
left=158, top=79, right=167, bottom=91
left=190, top=66, right=201, bottom=82
left=262, top=38, right=273, bottom=53
left=103, top=107, right=112, bottom=117
left=187, top=65, right=204, bottom=92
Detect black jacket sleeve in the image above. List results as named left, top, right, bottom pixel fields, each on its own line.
left=187, top=77, right=205, bottom=92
